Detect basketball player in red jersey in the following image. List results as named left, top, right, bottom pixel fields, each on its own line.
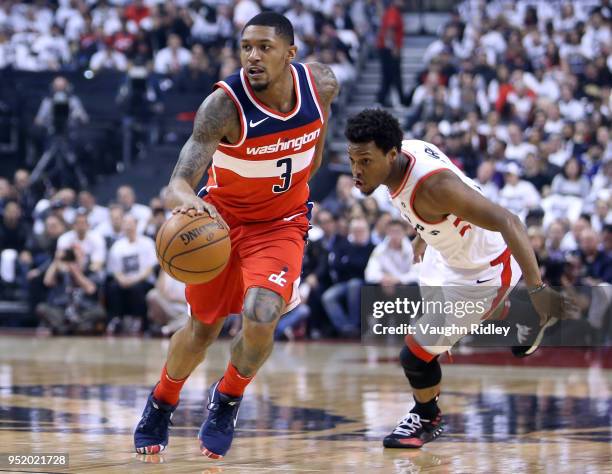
left=345, top=109, right=575, bottom=449
left=134, top=13, right=338, bottom=458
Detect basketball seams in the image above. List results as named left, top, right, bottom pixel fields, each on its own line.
left=162, top=260, right=181, bottom=280
left=166, top=235, right=230, bottom=266
left=156, top=213, right=231, bottom=284
left=165, top=258, right=228, bottom=275
left=160, top=215, right=214, bottom=262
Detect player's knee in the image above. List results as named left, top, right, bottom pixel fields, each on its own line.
left=243, top=288, right=283, bottom=325
left=399, top=345, right=441, bottom=389
left=187, top=318, right=219, bottom=349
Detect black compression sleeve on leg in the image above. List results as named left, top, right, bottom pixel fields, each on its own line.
left=399, top=345, right=441, bottom=389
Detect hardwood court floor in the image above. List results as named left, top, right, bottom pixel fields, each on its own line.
left=0, top=336, right=611, bottom=473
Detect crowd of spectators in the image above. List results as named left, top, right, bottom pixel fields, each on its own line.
left=0, top=0, right=367, bottom=191
left=0, top=1, right=610, bottom=343
left=0, top=0, right=366, bottom=86
left=395, top=0, right=612, bottom=343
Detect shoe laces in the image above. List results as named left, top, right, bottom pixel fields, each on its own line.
left=392, top=412, right=423, bottom=437
left=208, top=398, right=239, bottom=434
left=139, top=400, right=173, bottom=437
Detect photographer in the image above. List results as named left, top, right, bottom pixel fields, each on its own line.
left=56, top=212, right=106, bottom=273
left=34, top=76, right=89, bottom=135
left=116, top=62, right=161, bottom=165
left=36, top=244, right=105, bottom=335
left=31, top=76, right=90, bottom=189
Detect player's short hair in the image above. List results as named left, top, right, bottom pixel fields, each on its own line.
left=242, top=12, right=295, bottom=45
left=345, top=108, right=403, bottom=154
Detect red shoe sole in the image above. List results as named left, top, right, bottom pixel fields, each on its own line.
left=135, top=444, right=164, bottom=455
left=201, top=447, right=223, bottom=459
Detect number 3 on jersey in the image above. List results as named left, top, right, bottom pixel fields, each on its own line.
left=273, top=158, right=292, bottom=193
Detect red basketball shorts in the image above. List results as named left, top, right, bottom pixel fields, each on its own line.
left=185, top=201, right=309, bottom=325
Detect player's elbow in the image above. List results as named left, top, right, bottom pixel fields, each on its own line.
left=499, top=211, right=525, bottom=235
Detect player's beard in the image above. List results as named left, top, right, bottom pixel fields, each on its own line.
left=250, top=80, right=269, bottom=92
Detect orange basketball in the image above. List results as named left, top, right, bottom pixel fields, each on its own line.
left=156, top=213, right=231, bottom=285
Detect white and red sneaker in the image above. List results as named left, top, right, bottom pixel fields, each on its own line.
left=383, top=411, right=444, bottom=449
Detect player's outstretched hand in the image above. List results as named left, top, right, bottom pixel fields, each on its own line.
left=172, top=195, right=218, bottom=218
left=529, top=285, right=580, bottom=326
left=412, top=235, right=427, bottom=263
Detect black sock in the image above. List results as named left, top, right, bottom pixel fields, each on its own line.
left=411, top=394, right=439, bottom=420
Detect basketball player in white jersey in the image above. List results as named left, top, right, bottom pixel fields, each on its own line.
left=345, top=109, right=574, bottom=448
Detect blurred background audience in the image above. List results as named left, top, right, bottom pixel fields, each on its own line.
left=0, top=0, right=609, bottom=343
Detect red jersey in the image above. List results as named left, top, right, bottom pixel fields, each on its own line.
left=199, top=63, right=324, bottom=223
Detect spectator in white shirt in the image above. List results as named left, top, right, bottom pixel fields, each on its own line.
left=284, top=0, right=316, bottom=45
left=479, top=18, right=506, bottom=56
left=523, top=67, right=560, bottom=102
left=580, top=8, right=611, bottom=60
left=106, top=215, right=158, bottom=334
left=554, top=3, right=578, bottom=33
left=31, top=24, right=71, bottom=70
left=0, top=30, right=13, bottom=69
left=546, top=220, right=568, bottom=260
left=590, top=160, right=612, bottom=201
left=550, top=157, right=591, bottom=199
left=233, top=0, right=261, bottom=31
left=365, top=220, right=418, bottom=288
left=595, top=127, right=612, bottom=162
left=558, top=84, right=585, bottom=122
left=473, top=160, right=500, bottom=203
left=56, top=212, right=106, bottom=272
left=591, top=197, right=612, bottom=233
left=89, top=41, right=128, bottom=72
left=505, top=123, right=536, bottom=162
left=546, top=133, right=571, bottom=168
left=97, top=203, right=124, bottom=250
left=543, top=103, right=564, bottom=135
left=505, top=76, right=536, bottom=124
left=497, top=162, right=541, bottom=221
left=522, top=30, right=547, bottom=68
left=78, top=191, right=109, bottom=230
left=560, top=215, right=591, bottom=252
left=154, top=33, right=191, bottom=75
left=116, top=185, right=151, bottom=235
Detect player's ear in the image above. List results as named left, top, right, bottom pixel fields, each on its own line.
left=387, top=147, right=398, bottom=163
left=287, top=44, right=297, bottom=62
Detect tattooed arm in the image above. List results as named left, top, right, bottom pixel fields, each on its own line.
left=167, top=88, right=240, bottom=217
left=306, top=62, right=339, bottom=180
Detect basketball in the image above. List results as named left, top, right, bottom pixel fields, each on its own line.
left=155, top=213, right=231, bottom=285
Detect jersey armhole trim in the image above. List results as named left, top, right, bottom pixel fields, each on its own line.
left=389, top=151, right=416, bottom=198
left=409, top=168, right=449, bottom=225
left=304, top=63, right=325, bottom=124
left=213, top=81, right=247, bottom=148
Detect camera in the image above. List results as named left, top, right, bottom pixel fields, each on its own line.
left=62, top=248, right=76, bottom=262
left=52, top=91, right=70, bottom=134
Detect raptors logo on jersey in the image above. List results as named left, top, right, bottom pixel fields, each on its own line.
left=391, top=140, right=507, bottom=270
left=200, top=63, right=324, bottom=223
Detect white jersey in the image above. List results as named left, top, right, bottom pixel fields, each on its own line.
left=390, top=140, right=507, bottom=272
